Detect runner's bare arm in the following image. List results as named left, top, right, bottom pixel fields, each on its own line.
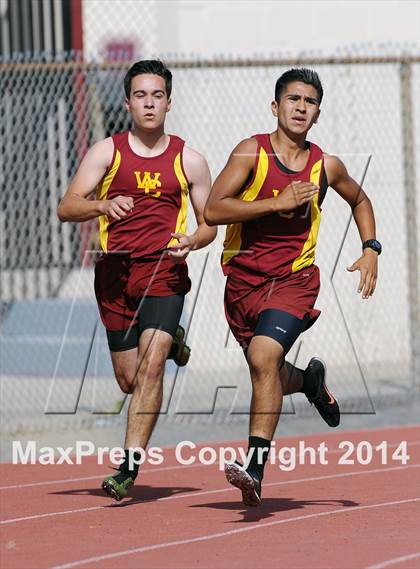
left=57, top=138, right=134, bottom=222
left=324, top=154, right=378, bottom=298
left=168, top=147, right=216, bottom=260
left=204, top=138, right=318, bottom=225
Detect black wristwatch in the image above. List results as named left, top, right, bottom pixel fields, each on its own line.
left=362, top=239, right=382, bottom=255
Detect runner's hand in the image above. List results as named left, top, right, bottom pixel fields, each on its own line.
left=167, top=233, right=194, bottom=263
left=100, top=196, right=134, bottom=220
left=275, top=181, right=318, bottom=213
left=347, top=249, right=378, bottom=299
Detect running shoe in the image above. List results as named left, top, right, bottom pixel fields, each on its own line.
left=102, top=471, right=134, bottom=501
left=170, top=325, right=191, bottom=367
left=304, top=357, right=340, bottom=427
left=225, top=462, right=262, bottom=507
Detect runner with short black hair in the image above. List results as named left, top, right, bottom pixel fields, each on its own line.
left=58, top=60, right=216, bottom=501
left=205, top=67, right=380, bottom=507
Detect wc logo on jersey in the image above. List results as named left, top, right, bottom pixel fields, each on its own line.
left=134, top=171, right=162, bottom=197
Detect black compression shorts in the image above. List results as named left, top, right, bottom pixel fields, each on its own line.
left=253, top=308, right=314, bottom=355
left=106, top=295, right=185, bottom=352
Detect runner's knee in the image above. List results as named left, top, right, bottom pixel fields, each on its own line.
left=247, top=349, right=280, bottom=378
left=138, top=352, right=166, bottom=383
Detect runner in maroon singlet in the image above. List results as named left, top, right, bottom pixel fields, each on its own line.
left=58, top=60, right=216, bottom=500
left=205, top=68, right=380, bottom=507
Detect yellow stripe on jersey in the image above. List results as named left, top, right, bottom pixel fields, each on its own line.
left=292, top=158, right=323, bottom=273
left=97, top=149, right=121, bottom=253
left=222, top=146, right=269, bottom=265
left=167, top=152, right=189, bottom=248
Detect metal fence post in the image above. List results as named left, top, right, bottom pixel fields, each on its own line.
left=400, top=60, right=420, bottom=390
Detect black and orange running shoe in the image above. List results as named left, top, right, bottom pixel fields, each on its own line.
left=304, top=357, right=340, bottom=427
left=224, top=462, right=262, bottom=507
left=169, top=325, right=191, bottom=367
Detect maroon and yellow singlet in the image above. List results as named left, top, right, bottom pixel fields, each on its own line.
left=97, top=131, right=189, bottom=257
left=222, top=133, right=327, bottom=348
left=222, top=133, right=327, bottom=284
left=94, top=132, right=191, bottom=333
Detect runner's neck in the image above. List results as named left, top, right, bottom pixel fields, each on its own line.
left=128, top=129, right=170, bottom=158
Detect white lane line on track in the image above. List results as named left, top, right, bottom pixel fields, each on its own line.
left=2, top=439, right=418, bottom=491
left=1, top=463, right=418, bottom=525
left=51, top=498, right=420, bottom=569
left=0, top=462, right=206, bottom=490
left=365, top=552, right=420, bottom=569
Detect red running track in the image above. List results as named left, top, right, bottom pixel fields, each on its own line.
left=1, top=425, right=419, bottom=569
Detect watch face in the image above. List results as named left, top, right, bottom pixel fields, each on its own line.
left=364, top=239, right=382, bottom=253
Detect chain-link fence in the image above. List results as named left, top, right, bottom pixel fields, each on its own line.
left=82, top=0, right=158, bottom=61
left=1, top=53, right=419, bottom=434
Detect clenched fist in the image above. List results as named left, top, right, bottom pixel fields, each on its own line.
left=275, top=181, right=318, bottom=214
left=100, top=195, right=134, bottom=221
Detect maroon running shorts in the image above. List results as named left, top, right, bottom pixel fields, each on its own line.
left=224, top=264, right=321, bottom=348
left=94, top=253, right=191, bottom=332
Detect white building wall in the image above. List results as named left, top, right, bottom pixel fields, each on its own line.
left=82, top=0, right=420, bottom=60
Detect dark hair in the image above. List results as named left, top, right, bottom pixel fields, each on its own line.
left=275, top=68, right=323, bottom=104
left=124, top=60, right=173, bottom=98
